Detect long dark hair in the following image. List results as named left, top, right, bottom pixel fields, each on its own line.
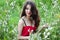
left=21, top=1, right=40, bottom=29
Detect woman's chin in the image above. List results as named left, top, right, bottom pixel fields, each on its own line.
left=27, top=15, right=31, bottom=17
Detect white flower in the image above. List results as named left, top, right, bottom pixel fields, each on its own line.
left=4, top=20, right=7, bottom=25
left=31, top=30, right=33, bottom=32
left=28, top=28, right=30, bottom=32
left=10, top=2, right=14, bottom=6
left=45, top=29, right=48, bottom=32
left=39, top=2, right=43, bottom=5
left=47, top=32, right=50, bottom=36
left=43, top=32, right=46, bottom=36
left=10, top=1, right=16, bottom=7
left=48, top=27, right=53, bottom=30
left=45, top=35, right=48, bottom=38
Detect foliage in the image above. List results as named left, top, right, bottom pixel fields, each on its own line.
left=0, top=0, right=60, bottom=40
left=30, top=0, right=60, bottom=40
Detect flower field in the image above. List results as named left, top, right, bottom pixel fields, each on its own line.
left=0, top=0, right=60, bottom=40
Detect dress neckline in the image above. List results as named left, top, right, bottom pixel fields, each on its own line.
left=23, top=25, right=36, bottom=28
left=22, top=16, right=35, bottom=27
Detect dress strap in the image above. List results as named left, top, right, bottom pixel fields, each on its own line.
left=22, top=18, right=26, bottom=26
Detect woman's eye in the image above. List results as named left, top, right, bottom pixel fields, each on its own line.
left=26, top=8, right=31, bottom=10
left=26, top=8, right=29, bottom=10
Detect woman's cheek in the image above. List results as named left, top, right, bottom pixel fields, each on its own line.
left=25, top=10, right=28, bottom=14
left=25, top=10, right=32, bottom=16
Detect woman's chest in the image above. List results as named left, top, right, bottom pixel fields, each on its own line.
left=23, top=18, right=35, bottom=27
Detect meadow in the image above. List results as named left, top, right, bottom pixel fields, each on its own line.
left=0, top=0, right=60, bottom=40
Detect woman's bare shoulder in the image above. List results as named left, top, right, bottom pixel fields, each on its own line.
left=18, top=16, right=25, bottom=24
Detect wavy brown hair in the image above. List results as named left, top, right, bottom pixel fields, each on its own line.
left=21, top=1, right=40, bottom=29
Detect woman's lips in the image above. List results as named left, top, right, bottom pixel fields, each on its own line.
left=28, top=12, right=31, bottom=14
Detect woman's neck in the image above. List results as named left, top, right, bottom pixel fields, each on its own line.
left=25, top=16, right=33, bottom=23
left=26, top=16, right=31, bottom=20
left=25, top=16, right=33, bottom=26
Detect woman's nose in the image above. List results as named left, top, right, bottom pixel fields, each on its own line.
left=28, top=10, right=30, bottom=12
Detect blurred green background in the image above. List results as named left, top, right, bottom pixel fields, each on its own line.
left=0, top=0, right=60, bottom=40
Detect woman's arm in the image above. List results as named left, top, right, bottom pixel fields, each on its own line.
left=17, top=19, right=30, bottom=40
left=37, top=23, right=48, bottom=33
left=18, top=36, right=30, bottom=39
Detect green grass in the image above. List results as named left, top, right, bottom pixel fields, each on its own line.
left=0, top=0, right=60, bottom=40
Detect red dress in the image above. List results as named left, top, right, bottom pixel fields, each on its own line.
left=21, top=26, right=36, bottom=36
left=21, top=19, right=36, bottom=36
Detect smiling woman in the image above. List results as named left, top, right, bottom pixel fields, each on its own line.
left=17, top=1, right=40, bottom=40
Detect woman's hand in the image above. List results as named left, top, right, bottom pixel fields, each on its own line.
left=29, top=30, right=33, bottom=35
left=18, top=36, right=30, bottom=40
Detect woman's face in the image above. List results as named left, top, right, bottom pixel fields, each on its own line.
left=25, top=4, right=32, bottom=17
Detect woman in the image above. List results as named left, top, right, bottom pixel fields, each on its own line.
left=18, top=1, right=40, bottom=40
